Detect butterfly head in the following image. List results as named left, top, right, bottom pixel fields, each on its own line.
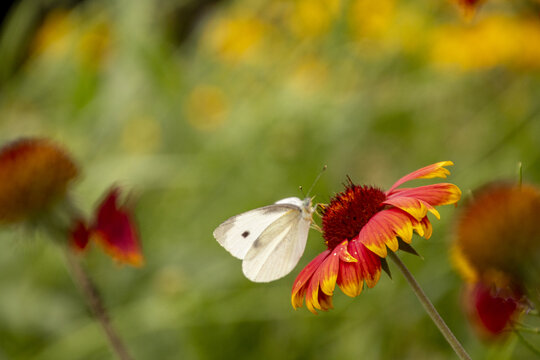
left=301, top=197, right=315, bottom=221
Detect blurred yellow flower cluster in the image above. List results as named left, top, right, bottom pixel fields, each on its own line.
left=430, top=15, right=540, bottom=71
left=349, top=0, right=395, bottom=40
left=31, top=8, right=111, bottom=69
left=287, top=0, right=341, bottom=39
left=201, top=12, right=269, bottom=64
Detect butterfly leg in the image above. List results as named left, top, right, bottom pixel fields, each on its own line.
left=310, top=223, right=322, bottom=233
left=314, top=203, right=326, bottom=218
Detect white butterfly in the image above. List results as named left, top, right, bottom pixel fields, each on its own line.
left=213, top=197, right=315, bottom=282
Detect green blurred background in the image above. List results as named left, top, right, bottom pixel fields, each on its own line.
left=1, top=0, right=540, bottom=359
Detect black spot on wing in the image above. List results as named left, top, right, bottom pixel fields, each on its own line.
left=242, top=231, right=250, bottom=238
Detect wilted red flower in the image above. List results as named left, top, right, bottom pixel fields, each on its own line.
left=453, top=183, right=540, bottom=337
left=91, top=187, right=143, bottom=267
left=292, top=161, right=461, bottom=313
left=0, top=138, right=78, bottom=224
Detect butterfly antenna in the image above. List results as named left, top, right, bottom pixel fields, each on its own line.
left=299, top=185, right=305, bottom=197
left=306, top=165, right=327, bottom=197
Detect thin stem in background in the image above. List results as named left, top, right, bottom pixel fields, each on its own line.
left=64, top=248, right=134, bottom=360
left=515, top=325, right=540, bottom=334
left=515, top=330, right=540, bottom=357
left=388, top=251, right=471, bottom=360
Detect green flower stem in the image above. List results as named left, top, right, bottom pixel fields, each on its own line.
left=388, top=251, right=471, bottom=360
left=64, top=249, right=134, bottom=360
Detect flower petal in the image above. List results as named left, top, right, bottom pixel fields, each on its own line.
left=467, top=282, right=521, bottom=337
left=302, top=244, right=349, bottom=313
left=383, top=196, right=427, bottom=221
left=337, top=259, right=362, bottom=297
left=92, top=187, right=143, bottom=267
left=291, top=250, right=330, bottom=310
left=422, top=201, right=441, bottom=220
left=70, top=219, right=90, bottom=251
left=419, top=216, right=432, bottom=239
left=451, top=244, right=478, bottom=283
left=387, top=161, right=454, bottom=194
left=319, top=247, right=341, bottom=296
left=387, top=183, right=461, bottom=207
left=317, top=291, right=334, bottom=312
left=358, top=208, right=414, bottom=257
left=306, top=273, right=323, bottom=313
left=351, top=238, right=382, bottom=288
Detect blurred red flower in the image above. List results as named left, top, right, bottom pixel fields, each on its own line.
left=91, top=187, right=143, bottom=267
left=453, top=183, right=540, bottom=338
left=0, top=138, right=78, bottom=224
left=0, top=137, right=143, bottom=266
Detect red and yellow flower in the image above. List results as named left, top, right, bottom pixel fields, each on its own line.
left=453, top=183, right=540, bottom=338
left=0, top=138, right=78, bottom=224
left=0, top=137, right=143, bottom=267
left=91, top=187, right=143, bottom=267
left=69, top=187, right=143, bottom=267
left=292, top=161, right=461, bottom=313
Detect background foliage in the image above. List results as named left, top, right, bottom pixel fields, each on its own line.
left=1, top=0, right=539, bottom=358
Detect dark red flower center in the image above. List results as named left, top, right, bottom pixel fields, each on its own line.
left=322, top=182, right=387, bottom=250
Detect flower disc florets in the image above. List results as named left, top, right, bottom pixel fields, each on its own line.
left=322, top=183, right=386, bottom=250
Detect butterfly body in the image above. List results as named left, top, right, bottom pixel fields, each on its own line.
left=213, top=197, right=314, bottom=282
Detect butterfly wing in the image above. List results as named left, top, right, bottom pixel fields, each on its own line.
left=242, top=208, right=311, bottom=282
left=213, top=204, right=300, bottom=260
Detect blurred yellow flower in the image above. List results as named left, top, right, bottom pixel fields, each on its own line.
left=390, top=6, right=430, bottom=53
left=514, top=19, right=540, bottom=68
left=32, top=10, right=74, bottom=59
left=76, top=19, right=111, bottom=69
left=349, top=0, right=395, bottom=40
left=201, top=13, right=268, bottom=64
left=31, top=8, right=111, bottom=69
left=185, top=85, right=228, bottom=131
left=287, top=0, right=341, bottom=39
left=430, top=16, right=540, bottom=71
